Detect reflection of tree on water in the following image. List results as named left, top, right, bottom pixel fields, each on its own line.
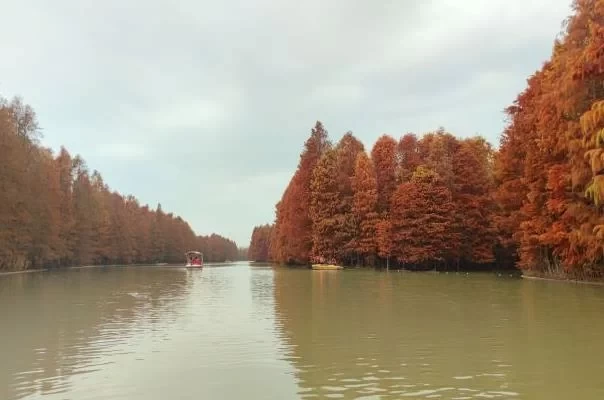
left=249, top=265, right=275, bottom=315
left=272, top=269, right=534, bottom=399
left=0, top=267, right=192, bottom=400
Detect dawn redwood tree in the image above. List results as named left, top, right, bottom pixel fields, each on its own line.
left=29, top=148, right=62, bottom=267
left=72, top=157, right=98, bottom=266
left=397, top=133, right=422, bottom=183
left=272, top=121, right=331, bottom=264
left=248, top=224, right=274, bottom=262
left=420, top=129, right=459, bottom=190
left=452, top=138, right=496, bottom=266
left=390, top=166, right=456, bottom=269
left=248, top=226, right=261, bottom=261
left=271, top=193, right=291, bottom=263
left=375, top=218, right=393, bottom=269
left=0, top=102, right=34, bottom=270
left=371, top=134, right=398, bottom=215
left=491, top=0, right=604, bottom=277
left=55, top=147, right=76, bottom=265
left=492, top=101, right=532, bottom=267
left=90, top=171, right=112, bottom=264
left=351, top=151, right=379, bottom=265
left=310, top=148, right=339, bottom=262
left=150, top=203, right=166, bottom=263
left=566, top=0, right=604, bottom=272
left=334, top=132, right=365, bottom=263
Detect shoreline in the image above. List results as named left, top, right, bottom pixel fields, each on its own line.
left=0, top=268, right=49, bottom=276
left=0, top=261, right=239, bottom=277
left=521, top=274, right=604, bottom=286
left=3, top=264, right=602, bottom=286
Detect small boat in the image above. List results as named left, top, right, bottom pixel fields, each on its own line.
left=185, top=251, right=204, bottom=268
left=311, top=264, right=343, bottom=270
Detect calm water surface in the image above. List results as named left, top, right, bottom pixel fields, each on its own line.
left=1, top=262, right=603, bottom=399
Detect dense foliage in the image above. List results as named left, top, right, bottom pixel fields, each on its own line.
left=0, top=96, right=238, bottom=271
left=255, top=0, right=604, bottom=277
left=247, top=224, right=274, bottom=262
left=264, top=125, right=497, bottom=270
left=493, top=0, right=604, bottom=279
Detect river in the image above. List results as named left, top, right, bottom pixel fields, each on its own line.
left=1, top=262, right=603, bottom=399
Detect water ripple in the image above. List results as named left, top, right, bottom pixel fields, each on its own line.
left=1, top=264, right=604, bottom=399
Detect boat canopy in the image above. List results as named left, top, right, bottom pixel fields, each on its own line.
left=185, top=251, right=203, bottom=266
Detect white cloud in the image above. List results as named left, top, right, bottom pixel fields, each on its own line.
left=97, top=142, right=151, bottom=161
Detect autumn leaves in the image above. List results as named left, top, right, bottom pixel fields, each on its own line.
left=251, top=123, right=497, bottom=270
left=494, top=0, right=604, bottom=277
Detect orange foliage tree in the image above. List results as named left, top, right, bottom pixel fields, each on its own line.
left=309, top=148, right=339, bottom=263
left=333, top=132, right=365, bottom=264
left=248, top=224, right=274, bottom=262
left=351, top=152, right=379, bottom=265
left=272, top=121, right=330, bottom=264
left=390, top=167, right=456, bottom=269
left=452, top=138, right=496, bottom=266
left=494, top=0, right=604, bottom=278
left=397, top=133, right=422, bottom=183
left=375, top=219, right=393, bottom=268
left=371, top=134, right=398, bottom=214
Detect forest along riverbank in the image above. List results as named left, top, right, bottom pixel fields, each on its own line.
left=247, top=119, right=603, bottom=282
left=0, top=94, right=240, bottom=273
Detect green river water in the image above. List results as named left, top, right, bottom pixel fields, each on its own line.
left=1, top=262, right=603, bottom=399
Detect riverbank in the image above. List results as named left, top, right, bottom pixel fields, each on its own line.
left=0, top=261, right=241, bottom=277
left=0, top=268, right=49, bottom=276
left=521, top=273, right=604, bottom=286
left=0, top=265, right=110, bottom=277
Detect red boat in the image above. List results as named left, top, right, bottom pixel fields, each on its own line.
left=185, top=251, right=203, bottom=268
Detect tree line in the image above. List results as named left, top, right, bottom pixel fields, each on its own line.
left=0, top=95, right=239, bottom=271
left=249, top=0, right=604, bottom=279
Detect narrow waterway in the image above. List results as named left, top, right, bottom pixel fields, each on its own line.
left=1, top=263, right=603, bottom=399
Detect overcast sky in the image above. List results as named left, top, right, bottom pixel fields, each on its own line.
left=0, top=0, right=573, bottom=247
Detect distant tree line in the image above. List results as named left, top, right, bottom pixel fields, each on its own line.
left=0, top=95, right=238, bottom=271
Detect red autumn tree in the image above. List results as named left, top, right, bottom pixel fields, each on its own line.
left=492, top=0, right=604, bottom=277
left=420, top=129, right=459, bottom=190
left=351, top=151, right=379, bottom=265
left=272, top=121, right=331, bottom=264
left=397, top=133, right=422, bottom=183
left=492, top=96, right=533, bottom=267
left=248, top=224, right=274, bottom=262
left=370, top=134, right=398, bottom=215
left=334, top=132, right=365, bottom=264
left=310, top=148, right=339, bottom=262
left=452, top=138, right=496, bottom=266
left=390, top=166, right=456, bottom=269
left=375, top=218, right=393, bottom=269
